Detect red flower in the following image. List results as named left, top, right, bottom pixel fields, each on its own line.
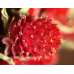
left=3, top=15, right=61, bottom=64
left=0, top=59, right=9, bottom=65
left=28, top=8, right=68, bottom=25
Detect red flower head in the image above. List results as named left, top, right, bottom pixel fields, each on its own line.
left=28, top=8, right=68, bottom=25
left=3, top=15, right=61, bottom=65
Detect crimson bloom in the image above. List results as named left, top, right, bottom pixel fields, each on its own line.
left=3, top=15, right=61, bottom=65
left=28, top=8, right=68, bottom=25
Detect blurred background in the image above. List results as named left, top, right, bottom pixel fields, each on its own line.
left=0, top=8, right=74, bottom=64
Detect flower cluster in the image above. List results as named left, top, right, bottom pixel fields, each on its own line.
left=3, top=15, right=61, bottom=64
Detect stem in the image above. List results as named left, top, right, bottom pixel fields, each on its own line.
left=0, top=53, right=15, bottom=65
